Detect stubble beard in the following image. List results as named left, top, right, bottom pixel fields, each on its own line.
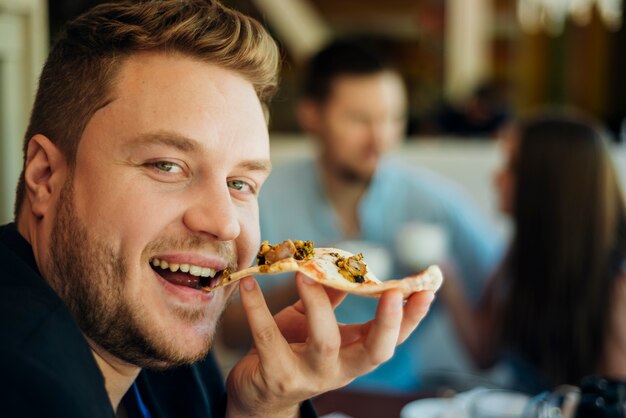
left=47, top=180, right=232, bottom=369
left=323, top=152, right=375, bottom=186
left=335, top=164, right=372, bottom=185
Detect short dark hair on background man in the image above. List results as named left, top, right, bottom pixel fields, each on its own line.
left=302, top=38, right=393, bottom=103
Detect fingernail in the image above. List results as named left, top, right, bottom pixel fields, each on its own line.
left=302, top=275, right=315, bottom=285
left=423, top=291, right=435, bottom=305
left=389, top=297, right=403, bottom=312
left=242, top=277, right=255, bottom=291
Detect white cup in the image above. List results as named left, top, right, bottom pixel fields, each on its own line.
left=395, top=222, right=449, bottom=271
left=469, top=390, right=530, bottom=418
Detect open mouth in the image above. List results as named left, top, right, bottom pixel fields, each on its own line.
left=150, top=258, right=225, bottom=291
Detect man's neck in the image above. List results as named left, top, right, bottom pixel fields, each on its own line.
left=319, top=162, right=370, bottom=239
left=87, top=338, right=141, bottom=413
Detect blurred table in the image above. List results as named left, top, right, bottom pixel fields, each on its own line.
left=312, top=388, right=438, bottom=418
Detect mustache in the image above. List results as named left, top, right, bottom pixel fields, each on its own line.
left=143, top=234, right=238, bottom=269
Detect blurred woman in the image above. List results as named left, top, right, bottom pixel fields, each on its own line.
left=442, top=111, right=626, bottom=393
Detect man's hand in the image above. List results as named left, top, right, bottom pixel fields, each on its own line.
left=225, top=273, right=435, bottom=418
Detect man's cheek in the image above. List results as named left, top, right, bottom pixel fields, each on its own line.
left=223, top=285, right=239, bottom=307
left=238, top=217, right=261, bottom=267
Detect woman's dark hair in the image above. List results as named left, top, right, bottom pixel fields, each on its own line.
left=501, top=112, right=626, bottom=387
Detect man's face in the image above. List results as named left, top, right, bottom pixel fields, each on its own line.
left=315, top=71, right=407, bottom=182
left=47, top=52, right=271, bottom=368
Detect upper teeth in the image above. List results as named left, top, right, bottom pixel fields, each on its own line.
left=151, top=258, right=217, bottom=278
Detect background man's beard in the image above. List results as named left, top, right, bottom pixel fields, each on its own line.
left=46, top=181, right=219, bottom=369
left=335, top=166, right=371, bottom=184
left=326, top=157, right=374, bottom=185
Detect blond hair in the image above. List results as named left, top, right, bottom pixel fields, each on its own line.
left=15, top=0, right=279, bottom=219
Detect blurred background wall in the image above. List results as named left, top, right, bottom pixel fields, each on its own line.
left=0, top=0, right=47, bottom=225
left=221, top=0, right=626, bottom=138
left=0, top=0, right=625, bottom=225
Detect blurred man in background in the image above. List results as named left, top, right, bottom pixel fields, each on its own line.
left=221, top=38, right=501, bottom=393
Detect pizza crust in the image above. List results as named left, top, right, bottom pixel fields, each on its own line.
left=208, top=247, right=443, bottom=299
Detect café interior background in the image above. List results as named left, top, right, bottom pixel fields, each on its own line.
left=1, top=0, right=625, bottom=226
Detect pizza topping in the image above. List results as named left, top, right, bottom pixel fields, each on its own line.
left=335, top=253, right=368, bottom=283
left=256, top=241, right=271, bottom=265
left=257, top=239, right=314, bottom=265
left=293, top=240, right=314, bottom=261
left=204, top=240, right=444, bottom=298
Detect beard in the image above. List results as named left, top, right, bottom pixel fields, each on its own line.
left=323, top=153, right=376, bottom=185
left=333, top=164, right=372, bottom=184
left=320, top=142, right=381, bottom=185
left=47, top=180, right=235, bottom=369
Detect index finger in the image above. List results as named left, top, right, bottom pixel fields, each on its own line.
left=291, top=272, right=347, bottom=314
left=295, top=274, right=342, bottom=370
left=238, top=276, right=294, bottom=367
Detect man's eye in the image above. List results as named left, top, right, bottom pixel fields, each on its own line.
left=151, top=161, right=183, bottom=173
left=227, top=179, right=255, bottom=194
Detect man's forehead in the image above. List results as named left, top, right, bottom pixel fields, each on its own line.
left=80, top=52, right=270, bottom=161
left=329, top=72, right=404, bottom=100
left=111, top=52, right=258, bottom=108
left=106, top=52, right=266, bottom=123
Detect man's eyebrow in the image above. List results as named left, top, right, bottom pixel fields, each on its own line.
left=127, top=131, right=200, bottom=153
left=127, top=131, right=271, bottom=172
left=238, top=160, right=272, bottom=173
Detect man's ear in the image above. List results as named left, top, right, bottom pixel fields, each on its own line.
left=23, top=134, right=68, bottom=218
left=296, top=99, right=322, bottom=135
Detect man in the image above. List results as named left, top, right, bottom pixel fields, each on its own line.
left=0, top=3, right=435, bottom=417
left=222, top=39, right=500, bottom=392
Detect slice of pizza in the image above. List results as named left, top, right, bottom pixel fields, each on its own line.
left=206, top=239, right=443, bottom=298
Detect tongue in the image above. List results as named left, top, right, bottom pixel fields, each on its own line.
left=157, top=269, right=201, bottom=289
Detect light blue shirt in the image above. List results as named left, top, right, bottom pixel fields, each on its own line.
left=258, top=156, right=500, bottom=392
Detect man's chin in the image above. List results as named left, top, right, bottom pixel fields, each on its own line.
left=96, top=308, right=218, bottom=370
left=133, top=336, right=214, bottom=370
left=134, top=292, right=230, bottom=369
left=336, top=166, right=376, bottom=184
left=144, top=349, right=211, bottom=370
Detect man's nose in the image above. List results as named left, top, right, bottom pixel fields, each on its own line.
left=182, top=184, right=240, bottom=241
